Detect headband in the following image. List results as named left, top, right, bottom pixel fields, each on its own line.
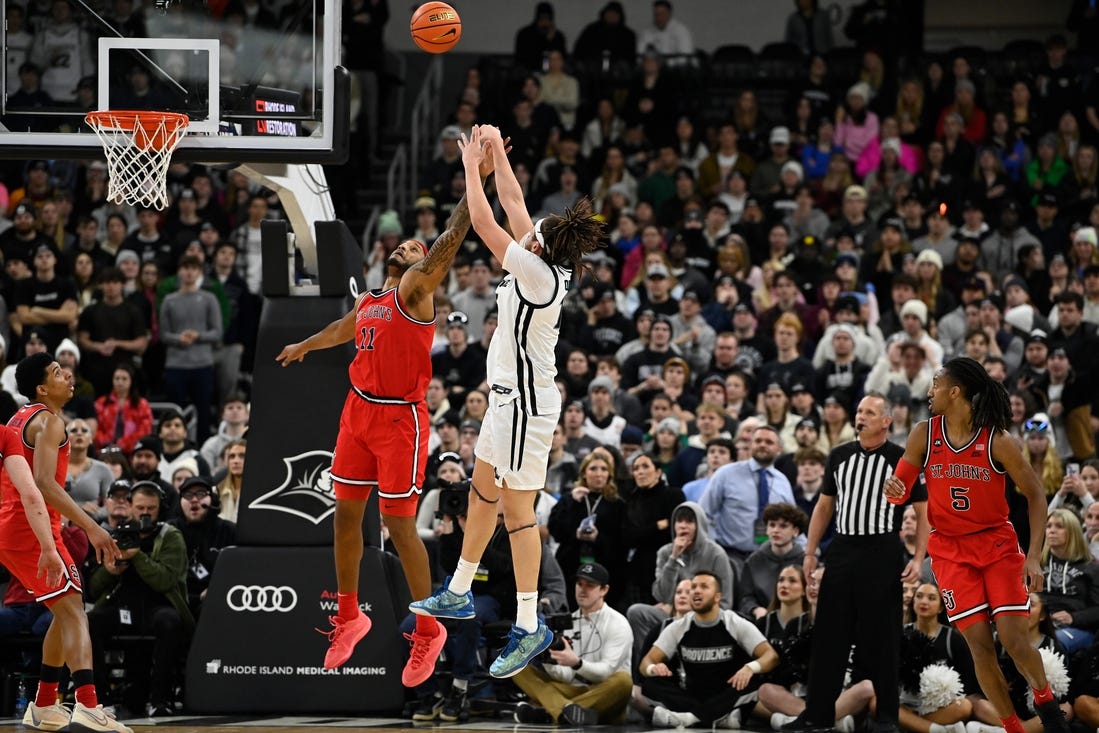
left=533, top=218, right=548, bottom=253
left=413, top=239, right=428, bottom=257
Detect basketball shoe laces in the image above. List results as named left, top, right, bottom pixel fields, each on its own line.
left=317, top=615, right=347, bottom=642
left=405, top=631, right=433, bottom=666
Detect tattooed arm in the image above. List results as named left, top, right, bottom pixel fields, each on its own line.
left=399, top=145, right=496, bottom=320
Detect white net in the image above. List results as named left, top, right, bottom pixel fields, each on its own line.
left=85, top=111, right=189, bottom=210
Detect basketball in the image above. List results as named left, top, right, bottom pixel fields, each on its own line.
left=410, top=1, right=461, bottom=54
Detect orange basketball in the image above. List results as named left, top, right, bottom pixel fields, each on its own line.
left=410, top=1, right=461, bottom=54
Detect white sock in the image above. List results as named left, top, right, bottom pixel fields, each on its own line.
left=449, top=557, right=479, bottom=595
left=771, top=713, right=798, bottom=730
left=930, top=724, right=948, bottom=733
left=515, top=592, right=538, bottom=632
left=836, top=715, right=855, bottom=733
left=679, top=712, right=701, bottom=727
left=451, top=678, right=468, bottom=692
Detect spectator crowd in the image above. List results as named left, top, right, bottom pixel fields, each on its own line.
left=4, top=0, right=1099, bottom=725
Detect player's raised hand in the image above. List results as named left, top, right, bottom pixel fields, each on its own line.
left=478, top=124, right=503, bottom=142
left=458, top=127, right=486, bottom=168
left=277, top=342, right=308, bottom=366
left=37, top=548, right=64, bottom=588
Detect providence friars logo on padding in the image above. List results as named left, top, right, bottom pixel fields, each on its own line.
left=248, top=450, right=336, bottom=524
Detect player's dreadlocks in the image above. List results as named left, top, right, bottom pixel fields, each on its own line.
left=941, top=357, right=1012, bottom=433
left=541, top=197, right=606, bottom=275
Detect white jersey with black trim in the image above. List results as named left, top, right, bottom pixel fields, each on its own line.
left=486, top=241, right=571, bottom=417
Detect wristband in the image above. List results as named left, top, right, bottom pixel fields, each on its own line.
left=746, top=661, right=762, bottom=674
left=646, top=663, right=657, bottom=677
left=888, top=458, right=919, bottom=505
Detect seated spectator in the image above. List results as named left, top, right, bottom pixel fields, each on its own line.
left=65, top=418, right=113, bottom=520
left=549, top=451, right=627, bottom=609
left=169, top=476, right=236, bottom=618
left=99, top=479, right=134, bottom=531
left=681, top=437, right=735, bottom=502
left=835, top=83, right=879, bottom=164
left=156, top=408, right=211, bottom=484
left=93, top=363, right=153, bottom=455
left=636, top=0, right=693, bottom=60
left=537, top=49, right=580, bottom=130
left=583, top=376, right=627, bottom=448
left=513, top=1, right=567, bottom=72
left=199, top=393, right=248, bottom=473
left=170, top=458, right=198, bottom=492
left=1039, top=508, right=1099, bottom=655
left=86, top=481, right=190, bottom=717
left=127, top=435, right=178, bottom=522
left=512, top=563, right=634, bottom=726
left=738, top=503, right=808, bottom=620
left=216, top=439, right=246, bottom=523
left=639, top=571, right=779, bottom=729
left=572, top=1, right=636, bottom=67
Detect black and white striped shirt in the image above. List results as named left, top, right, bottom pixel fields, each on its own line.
left=822, top=440, right=926, bottom=536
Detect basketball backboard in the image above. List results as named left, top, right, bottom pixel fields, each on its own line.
left=0, top=0, right=348, bottom=163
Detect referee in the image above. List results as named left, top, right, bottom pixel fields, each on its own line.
left=783, top=393, right=929, bottom=733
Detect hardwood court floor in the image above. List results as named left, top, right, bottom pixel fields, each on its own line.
left=0, top=711, right=729, bottom=731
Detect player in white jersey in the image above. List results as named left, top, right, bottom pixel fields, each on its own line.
left=411, top=125, right=604, bottom=678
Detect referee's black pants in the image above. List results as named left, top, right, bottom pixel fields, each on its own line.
left=804, top=532, right=904, bottom=729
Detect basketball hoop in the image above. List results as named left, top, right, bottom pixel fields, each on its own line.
left=85, top=110, right=190, bottom=210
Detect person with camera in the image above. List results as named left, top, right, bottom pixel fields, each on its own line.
left=168, top=475, right=236, bottom=619
left=86, top=481, right=192, bottom=718
left=100, top=480, right=135, bottom=531
left=410, top=474, right=519, bottom=722
left=639, top=570, right=779, bottom=729
left=512, top=562, right=634, bottom=727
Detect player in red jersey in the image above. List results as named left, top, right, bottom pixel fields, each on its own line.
left=0, top=352, right=128, bottom=732
left=277, top=149, right=498, bottom=683
left=884, top=357, right=1069, bottom=733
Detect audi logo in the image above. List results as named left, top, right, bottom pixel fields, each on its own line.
left=226, top=585, right=298, bottom=612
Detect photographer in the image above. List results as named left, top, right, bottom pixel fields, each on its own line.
left=513, top=562, right=634, bottom=727
left=169, top=476, right=236, bottom=618
left=86, top=481, right=192, bottom=718
left=411, top=476, right=563, bottom=723
left=99, top=480, right=135, bottom=531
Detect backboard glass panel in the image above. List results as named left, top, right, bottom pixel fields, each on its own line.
left=0, top=0, right=347, bottom=163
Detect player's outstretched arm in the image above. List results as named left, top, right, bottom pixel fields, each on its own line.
left=276, top=301, right=360, bottom=366
left=401, top=149, right=497, bottom=307
left=459, top=127, right=514, bottom=265
left=884, top=420, right=930, bottom=504
left=5, top=452, right=64, bottom=587
left=31, top=413, right=121, bottom=564
left=482, top=126, right=533, bottom=239
left=992, top=428, right=1047, bottom=592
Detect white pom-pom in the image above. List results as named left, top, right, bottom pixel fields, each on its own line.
left=1025, top=647, right=1071, bottom=713
left=918, top=663, right=964, bottom=715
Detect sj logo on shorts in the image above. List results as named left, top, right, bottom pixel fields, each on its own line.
left=941, top=588, right=956, bottom=611
left=247, top=450, right=336, bottom=524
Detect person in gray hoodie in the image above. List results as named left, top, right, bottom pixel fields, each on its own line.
left=625, top=501, right=735, bottom=666
left=737, top=502, right=808, bottom=619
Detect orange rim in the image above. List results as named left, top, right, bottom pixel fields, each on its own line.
left=85, top=110, right=190, bottom=152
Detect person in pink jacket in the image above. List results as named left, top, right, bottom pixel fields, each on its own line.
left=855, top=117, right=923, bottom=179
left=835, top=82, right=879, bottom=164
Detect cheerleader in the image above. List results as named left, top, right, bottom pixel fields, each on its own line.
left=761, top=566, right=874, bottom=732
left=897, top=583, right=975, bottom=733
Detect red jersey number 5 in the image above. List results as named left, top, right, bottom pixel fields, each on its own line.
left=950, top=486, right=970, bottom=511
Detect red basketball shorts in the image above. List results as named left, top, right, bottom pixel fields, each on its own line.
left=928, top=522, right=1029, bottom=630
left=330, top=391, right=428, bottom=517
left=0, top=543, right=81, bottom=607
